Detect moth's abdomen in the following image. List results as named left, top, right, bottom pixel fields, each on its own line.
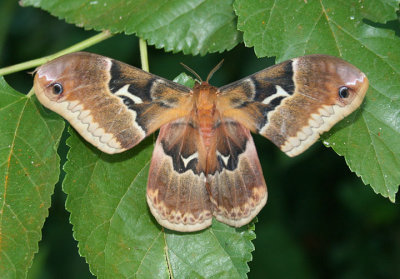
left=197, top=108, right=216, bottom=151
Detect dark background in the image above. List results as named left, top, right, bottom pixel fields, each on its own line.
left=1, top=1, right=400, bottom=278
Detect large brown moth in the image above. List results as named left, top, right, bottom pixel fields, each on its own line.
left=33, top=52, right=368, bottom=232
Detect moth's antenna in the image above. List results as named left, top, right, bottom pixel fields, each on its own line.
left=206, top=59, right=224, bottom=83
left=180, top=63, right=203, bottom=83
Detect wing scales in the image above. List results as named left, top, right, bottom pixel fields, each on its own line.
left=147, top=117, right=267, bottom=231
left=147, top=119, right=213, bottom=232
left=34, top=52, right=193, bottom=154
left=208, top=120, right=267, bottom=227
left=34, top=52, right=368, bottom=232
left=217, top=55, right=368, bottom=157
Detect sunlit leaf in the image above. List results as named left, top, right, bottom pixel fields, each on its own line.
left=235, top=0, right=400, bottom=201
left=21, top=0, right=241, bottom=55
left=0, top=78, right=64, bottom=278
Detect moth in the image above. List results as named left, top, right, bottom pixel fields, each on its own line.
left=33, top=52, right=368, bottom=232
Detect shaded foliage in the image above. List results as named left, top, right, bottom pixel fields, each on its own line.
left=0, top=0, right=399, bottom=278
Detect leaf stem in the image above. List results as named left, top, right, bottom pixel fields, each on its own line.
left=139, top=38, right=149, bottom=72
left=27, top=88, right=35, bottom=98
left=163, top=229, right=174, bottom=279
left=0, top=30, right=113, bottom=76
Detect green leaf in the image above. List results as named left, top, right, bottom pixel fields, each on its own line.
left=235, top=0, right=400, bottom=201
left=173, top=72, right=196, bottom=88
left=0, top=78, right=64, bottom=278
left=234, top=0, right=400, bottom=60
left=21, top=0, right=241, bottom=55
left=165, top=221, right=255, bottom=278
left=64, top=129, right=255, bottom=278
left=63, top=130, right=166, bottom=278
left=63, top=74, right=255, bottom=278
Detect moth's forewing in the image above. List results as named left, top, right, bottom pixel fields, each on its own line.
left=217, top=54, right=368, bottom=157
left=33, top=52, right=193, bottom=154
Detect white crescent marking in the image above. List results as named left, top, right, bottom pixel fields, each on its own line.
left=216, top=151, right=230, bottom=166
left=181, top=152, right=198, bottom=169
left=261, top=85, right=291, bottom=105
left=114, top=84, right=143, bottom=104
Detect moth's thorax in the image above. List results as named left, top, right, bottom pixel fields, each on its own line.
left=193, top=82, right=219, bottom=150
left=193, top=81, right=218, bottom=109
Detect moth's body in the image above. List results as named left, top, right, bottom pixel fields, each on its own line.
left=33, top=52, right=368, bottom=232
left=193, top=83, right=217, bottom=149
left=191, top=82, right=220, bottom=175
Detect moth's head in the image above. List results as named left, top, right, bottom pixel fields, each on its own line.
left=181, top=59, right=224, bottom=87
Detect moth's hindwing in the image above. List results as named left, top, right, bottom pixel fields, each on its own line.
left=208, top=120, right=267, bottom=227
left=34, top=52, right=193, bottom=154
left=147, top=119, right=213, bottom=232
left=146, top=118, right=267, bottom=232
left=217, top=54, right=368, bottom=157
